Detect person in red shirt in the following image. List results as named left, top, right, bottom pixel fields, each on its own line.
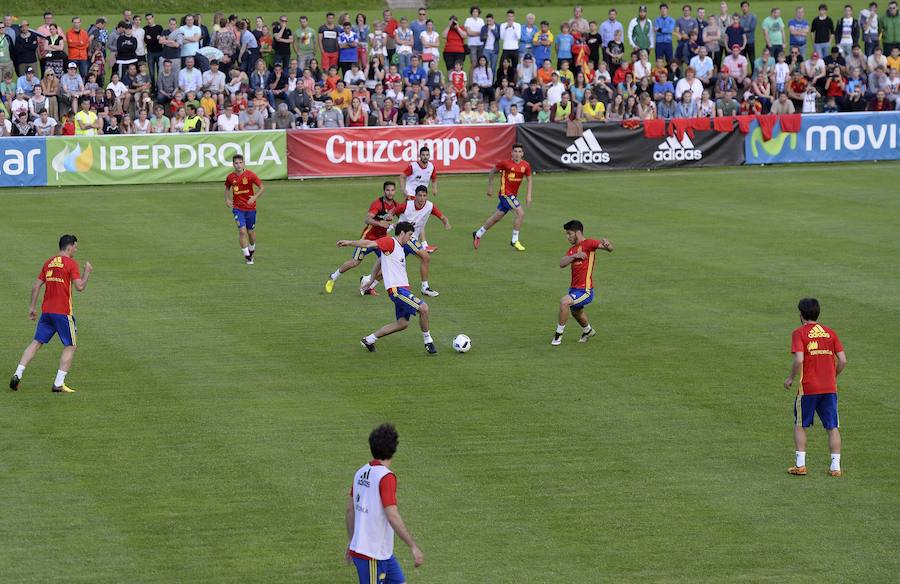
left=224, top=154, right=265, bottom=265
left=551, top=220, right=613, bottom=346
left=784, top=298, right=847, bottom=477
left=472, top=143, right=534, bottom=252
left=10, top=234, right=93, bottom=394
left=326, top=181, right=398, bottom=295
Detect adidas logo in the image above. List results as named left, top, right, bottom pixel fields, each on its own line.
left=807, top=324, right=831, bottom=339
left=653, top=135, right=703, bottom=162
left=561, top=130, right=611, bottom=165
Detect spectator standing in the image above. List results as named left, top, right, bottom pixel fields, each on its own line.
left=238, top=21, right=260, bottom=74
left=465, top=7, right=485, bottom=72
left=180, top=15, right=201, bottom=58
left=339, top=21, right=359, bottom=74
left=420, top=20, right=440, bottom=65
left=14, top=20, right=39, bottom=76
left=0, top=24, right=13, bottom=80
left=160, top=18, right=184, bottom=73
left=882, top=2, right=899, bottom=55
left=382, top=10, right=399, bottom=64
left=629, top=6, right=655, bottom=55
left=570, top=5, right=591, bottom=36
left=656, top=4, right=677, bottom=64
left=319, top=12, right=340, bottom=71
left=601, top=9, right=625, bottom=49
left=66, top=18, right=91, bottom=79
left=144, top=14, right=164, bottom=85
left=532, top=21, right=554, bottom=69
left=294, top=16, right=316, bottom=70
left=443, top=17, right=467, bottom=70
left=500, top=10, right=522, bottom=70
left=520, top=13, right=538, bottom=60
left=704, top=16, right=724, bottom=68
left=272, top=15, right=293, bottom=68
left=763, top=8, right=786, bottom=58
left=860, top=2, right=880, bottom=56
left=835, top=5, right=859, bottom=57
left=811, top=5, right=835, bottom=59
left=411, top=8, right=429, bottom=56
left=482, top=14, right=501, bottom=72
left=555, top=23, right=575, bottom=68
left=115, top=23, right=138, bottom=80
left=740, top=2, right=759, bottom=63
left=789, top=7, right=811, bottom=60
left=674, top=4, right=698, bottom=63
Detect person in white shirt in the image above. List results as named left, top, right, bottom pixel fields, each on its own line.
left=546, top=72, right=565, bottom=104
left=178, top=56, right=203, bottom=93
left=344, top=424, right=424, bottom=584
left=675, top=67, right=704, bottom=102
left=464, top=7, right=485, bottom=73
left=499, top=9, right=522, bottom=69
left=633, top=50, right=652, bottom=81
left=507, top=103, right=524, bottom=123
left=202, top=59, right=226, bottom=103
left=216, top=108, right=240, bottom=131
left=419, top=19, right=440, bottom=64
left=132, top=15, right=146, bottom=59
left=33, top=109, right=57, bottom=135
left=133, top=108, right=151, bottom=133
left=178, top=14, right=201, bottom=57
left=689, top=46, right=715, bottom=84
left=516, top=54, right=537, bottom=89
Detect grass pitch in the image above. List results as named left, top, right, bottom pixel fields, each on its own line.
left=2, top=163, right=899, bottom=583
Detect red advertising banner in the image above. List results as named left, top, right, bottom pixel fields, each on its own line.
left=287, top=125, right=516, bottom=178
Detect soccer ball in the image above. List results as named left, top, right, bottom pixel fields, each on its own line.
left=452, top=334, right=471, bottom=353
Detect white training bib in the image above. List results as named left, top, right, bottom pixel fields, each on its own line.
left=349, top=463, right=395, bottom=560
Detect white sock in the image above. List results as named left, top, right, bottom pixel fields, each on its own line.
left=330, top=270, right=342, bottom=281
left=421, top=280, right=429, bottom=290
left=476, top=226, right=486, bottom=238
left=54, top=369, right=67, bottom=387
left=15, top=364, right=25, bottom=378
left=421, top=240, right=429, bottom=247
left=556, top=324, right=566, bottom=334
left=241, top=247, right=250, bottom=257
left=368, top=279, right=379, bottom=290
left=511, top=229, right=520, bottom=243
left=831, top=453, right=841, bottom=471
left=365, top=334, right=378, bottom=344
left=582, top=325, right=592, bottom=333
left=423, top=331, right=433, bottom=343
left=796, top=451, right=806, bottom=467
left=249, top=243, right=256, bottom=252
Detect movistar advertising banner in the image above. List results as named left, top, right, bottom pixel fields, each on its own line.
left=745, top=112, right=900, bottom=164
left=45, top=131, right=287, bottom=186
left=0, top=137, right=47, bottom=187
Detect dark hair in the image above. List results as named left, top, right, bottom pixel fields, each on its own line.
left=369, top=423, right=399, bottom=460
left=415, top=185, right=428, bottom=193
left=395, top=221, right=415, bottom=235
left=59, top=234, right=78, bottom=250
left=798, top=298, right=821, bottom=321
left=660, top=3, right=669, bottom=8
left=232, top=154, right=244, bottom=162
left=419, top=146, right=430, bottom=153
left=383, top=180, right=396, bottom=189
left=741, top=1, right=750, bottom=6
left=564, top=220, right=584, bottom=232
left=471, top=6, right=480, bottom=14
left=507, top=9, right=515, bottom=15
left=512, top=142, right=524, bottom=150
left=818, top=3, right=828, bottom=8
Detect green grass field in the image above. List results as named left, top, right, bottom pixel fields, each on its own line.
left=2, top=163, right=900, bottom=583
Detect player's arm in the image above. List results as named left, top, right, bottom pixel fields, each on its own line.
left=224, top=184, right=234, bottom=208
left=560, top=252, right=586, bottom=268
left=344, top=494, right=355, bottom=564
left=28, top=278, right=44, bottom=320
left=599, top=238, right=614, bottom=252
left=431, top=173, right=438, bottom=196
left=486, top=166, right=498, bottom=197
left=383, top=505, right=424, bottom=567
left=835, top=351, right=847, bottom=376
left=337, top=238, right=378, bottom=249
left=247, top=180, right=265, bottom=205
left=73, top=262, right=93, bottom=292
left=364, top=209, right=392, bottom=229
left=525, top=173, right=533, bottom=207
left=784, top=352, right=804, bottom=390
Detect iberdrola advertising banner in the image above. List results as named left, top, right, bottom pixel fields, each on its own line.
left=45, top=131, right=287, bottom=186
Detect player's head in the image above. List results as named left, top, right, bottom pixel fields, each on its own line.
left=563, top=220, right=584, bottom=244
left=58, top=234, right=78, bottom=254
left=394, top=221, right=415, bottom=244
left=382, top=180, right=396, bottom=199
left=511, top=143, right=525, bottom=162
left=232, top=154, right=245, bottom=173
left=369, top=423, right=399, bottom=460
left=414, top=185, right=428, bottom=205
left=798, top=298, right=820, bottom=322
left=418, top=146, right=430, bottom=162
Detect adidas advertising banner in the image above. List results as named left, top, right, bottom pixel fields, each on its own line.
left=0, top=137, right=48, bottom=188
left=44, top=131, right=287, bottom=187
left=745, top=112, right=900, bottom=165
left=515, top=122, right=744, bottom=172
left=287, top=125, right=516, bottom=178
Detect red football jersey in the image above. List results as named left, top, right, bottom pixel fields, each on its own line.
left=791, top=323, right=844, bottom=395
left=225, top=170, right=262, bottom=211
left=360, top=197, right=398, bottom=240
left=496, top=159, right=532, bottom=195
left=38, top=255, right=80, bottom=315
left=567, top=239, right=602, bottom=289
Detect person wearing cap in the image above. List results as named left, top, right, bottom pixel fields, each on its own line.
left=13, top=20, right=39, bottom=76
left=516, top=54, right=537, bottom=89
left=15, top=66, right=38, bottom=97
left=11, top=89, right=31, bottom=118
left=59, top=62, right=84, bottom=115
left=628, top=5, right=655, bottom=54
left=788, top=7, right=810, bottom=60
left=803, top=50, right=827, bottom=91
left=723, top=43, right=751, bottom=88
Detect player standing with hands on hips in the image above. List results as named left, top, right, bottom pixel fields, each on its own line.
left=10, top=235, right=93, bottom=393
left=472, top=143, right=533, bottom=252
left=784, top=298, right=847, bottom=477
left=224, top=154, right=265, bottom=265
left=346, top=423, right=424, bottom=584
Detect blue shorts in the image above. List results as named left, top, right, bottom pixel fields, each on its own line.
left=352, top=555, right=405, bottom=584
left=794, top=393, right=839, bottom=429
left=34, top=313, right=77, bottom=346
left=232, top=209, right=257, bottom=230
left=389, top=286, right=423, bottom=321
left=352, top=244, right=377, bottom=261
left=568, top=288, right=594, bottom=310
left=369, top=237, right=423, bottom=260
left=497, top=194, right=521, bottom=214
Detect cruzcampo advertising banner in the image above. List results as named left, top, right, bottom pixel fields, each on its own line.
left=45, top=131, right=287, bottom=186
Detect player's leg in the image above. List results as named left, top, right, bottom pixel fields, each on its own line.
left=552, top=294, right=575, bottom=345
left=327, top=248, right=367, bottom=293
left=361, top=317, right=409, bottom=351
left=51, top=315, right=77, bottom=393
left=572, top=308, right=597, bottom=343
left=820, top=394, right=842, bottom=476
left=789, top=395, right=812, bottom=475
left=246, top=211, right=257, bottom=259
left=381, top=555, right=406, bottom=584
left=510, top=204, right=526, bottom=250
left=10, top=340, right=43, bottom=390
left=417, top=300, right=436, bottom=354
left=473, top=209, right=506, bottom=249
left=360, top=259, right=382, bottom=295
left=350, top=556, right=375, bottom=584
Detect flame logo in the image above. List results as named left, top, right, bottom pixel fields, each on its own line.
left=51, top=144, right=94, bottom=179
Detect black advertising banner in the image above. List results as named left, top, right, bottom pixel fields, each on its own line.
left=515, top=122, right=745, bottom=172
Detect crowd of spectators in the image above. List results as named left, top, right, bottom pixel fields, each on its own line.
left=1, top=3, right=898, bottom=136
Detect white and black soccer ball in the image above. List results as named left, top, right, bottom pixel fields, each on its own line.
left=452, top=334, right=471, bottom=353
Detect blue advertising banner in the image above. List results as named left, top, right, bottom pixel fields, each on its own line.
left=745, top=112, right=900, bottom=164
left=0, top=137, right=47, bottom=187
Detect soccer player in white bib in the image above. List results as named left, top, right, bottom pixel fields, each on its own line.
left=337, top=222, right=437, bottom=354
left=399, top=146, right=438, bottom=252
left=360, top=185, right=449, bottom=298
left=346, top=423, right=424, bottom=584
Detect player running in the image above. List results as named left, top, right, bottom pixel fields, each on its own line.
left=346, top=423, right=424, bottom=584
left=784, top=298, right=847, bottom=477
left=359, top=185, right=449, bottom=298
left=326, top=181, right=399, bottom=295
left=472, top=143, right=533, bottom=252
left=552, top=220, right=613, bottom=346
left=10, top=235, right=93, bottom=393
left=399, top=146, right=438, bottom=252
left=337, top=222, right=437, bottom=354
left=224, top=154, right=265, bottom=265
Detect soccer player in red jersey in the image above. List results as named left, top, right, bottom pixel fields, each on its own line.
left=473, top=143, right=533, bottom=252
left=224, top=154, right=265, bottom=265
left=10, top=235, right=93, bottom=393
left=784, top=298, right=847, bottom=477
left=326, top=181, right=399, bottom=295
left=552, top=220, right=613, bottom=346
